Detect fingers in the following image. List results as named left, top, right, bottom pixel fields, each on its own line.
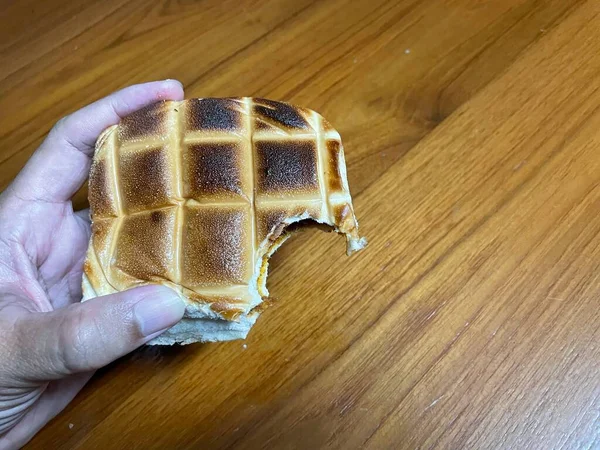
left=10, top=80, right=184, bottom=203
left=11, top=285, right=185, bottom=381
left=74, top=208, right=90, bottom=223
left=46, top=80, right=185, bottom=156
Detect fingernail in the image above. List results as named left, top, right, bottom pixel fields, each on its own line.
left=163, top=79, right=183, bottom=88
left=134, top=288, right=186, bottom=336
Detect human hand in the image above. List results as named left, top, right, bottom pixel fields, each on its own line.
left=0, top=81, right=187, bottom=449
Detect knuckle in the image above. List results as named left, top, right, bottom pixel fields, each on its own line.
left=0, top=320, right=18, bottom=383
left=56, top=306, right=92, bottom=374
left=49, top=114, right=81, bottom=152
left=51, top=115, right=70, bottom=135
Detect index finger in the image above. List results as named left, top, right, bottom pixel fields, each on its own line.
left=9, top=80, right=185, bottom=203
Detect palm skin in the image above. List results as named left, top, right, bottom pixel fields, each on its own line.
left=0, top=81, right=187, bottom=449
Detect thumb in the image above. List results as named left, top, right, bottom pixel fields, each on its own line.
left=12, top=285, right=185, bottom=381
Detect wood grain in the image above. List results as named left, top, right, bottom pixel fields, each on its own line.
left=1, top=0, right=598, bottom=448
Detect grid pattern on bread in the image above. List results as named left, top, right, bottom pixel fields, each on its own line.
left=87, top=98, right=356, bottom=314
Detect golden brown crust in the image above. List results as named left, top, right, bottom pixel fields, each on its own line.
left=181, top=205, right=252, bottom=288
left=84, top=98, right=365, bottom=338
left=325, top=140, right=345, bottom=193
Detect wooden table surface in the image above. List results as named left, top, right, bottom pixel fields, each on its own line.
left=2, top=0, right=599, bottom=448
